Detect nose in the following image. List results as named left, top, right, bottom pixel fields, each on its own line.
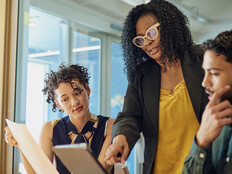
left=201, top=73, right=211, bottom=88
left=71, top=96, right=80, bottom=107
left=144, top=37, right=152, bottom=46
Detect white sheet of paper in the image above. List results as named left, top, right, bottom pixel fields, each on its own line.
left=6, top=119, right=59, bottom=174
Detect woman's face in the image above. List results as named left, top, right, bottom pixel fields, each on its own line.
left=136, top=14, right=161, bottom=61
left=54, top=80, right=91, bottom=119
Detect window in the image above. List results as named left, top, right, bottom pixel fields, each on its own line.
left=110, top=41, right=135, bottom=173
left=72, top=30, right=101, bottom=115
left=13, top=2, right=135, bottom=174
left=14, top=7, right=69, bottom=173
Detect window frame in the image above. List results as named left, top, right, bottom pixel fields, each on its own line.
left=1, top=0, right=19, bottom=173
left=3, top=0, right=141, bottom=173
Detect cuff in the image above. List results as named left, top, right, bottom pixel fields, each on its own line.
left=189, top=137, right=212, bottom=164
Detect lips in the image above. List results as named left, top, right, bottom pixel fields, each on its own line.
left=208, top=95, right=212, bottom=100
left=73, top=106, right=83, bottom=112
left=149, top=46, right=159, bottom=55
left=205, top=89, right=213, bottom=100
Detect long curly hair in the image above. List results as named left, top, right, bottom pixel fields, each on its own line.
left=42, top=63, right=90, bottom=112
left=202, top=30, right=232, bottom=63
left=121, top=0, right=193, bottom=82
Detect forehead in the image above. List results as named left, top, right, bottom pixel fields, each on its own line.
left=203, top=50, right=230, bottom=70
left=55, top=80, right=83, bottom=95
left=136, top=14, right=158, bottom=34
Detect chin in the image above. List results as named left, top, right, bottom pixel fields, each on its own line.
left=220, top=89, right=232, bottom=104
left=149, top=54, right=161, bottom=61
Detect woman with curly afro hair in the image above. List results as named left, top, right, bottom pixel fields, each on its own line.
left=5, top=63, right=114, bottom=174
left=105, top=1, right=208, bottom=173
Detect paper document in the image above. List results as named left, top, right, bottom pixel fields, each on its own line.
left=6, top=119, right=59, bottom=174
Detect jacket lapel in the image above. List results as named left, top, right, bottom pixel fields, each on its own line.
left=140, top=61, right=160, bottom=133
left=181, top=51, right=206, bottom=122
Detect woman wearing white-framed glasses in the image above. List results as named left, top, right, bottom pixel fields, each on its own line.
left=105, top=1, right=208, bottom=174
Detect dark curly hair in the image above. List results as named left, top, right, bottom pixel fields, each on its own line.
left=202, top=30, right=232, bottom=63
left=42, top=63, right=90, bottom=112
left=121, top=0, right=193, bottom=82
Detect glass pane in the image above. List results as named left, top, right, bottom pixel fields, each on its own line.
left=14, top=7, right=68, bottom=174
left=110, top=42, right=127, bottom=118
left=72, top=31, right=101, bottom=115
left=110, top=42, right=135, bottom=174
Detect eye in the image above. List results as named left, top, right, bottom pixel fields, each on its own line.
left=62, top=98, right=68, bottom=102
left=210, top=72, right=219, bottom=76
left=75, top=89, right=83, bottom=95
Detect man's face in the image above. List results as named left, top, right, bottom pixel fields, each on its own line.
left=202, top=50, right=232, bottom=102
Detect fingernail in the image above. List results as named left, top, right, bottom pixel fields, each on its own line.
left=225, top=85, right=230, bottom=89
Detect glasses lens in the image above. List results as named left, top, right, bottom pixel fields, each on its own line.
left=147, top=28, right=158, bottom=40
left=134, top=37, right=145, bottom=47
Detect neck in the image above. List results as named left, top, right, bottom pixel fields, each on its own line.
left=70, top=111, right=91, bottom=132
left=159, top=58, right=181, bottom=72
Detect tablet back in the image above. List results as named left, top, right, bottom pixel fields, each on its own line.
left=53, top=143, right=108, bottom=174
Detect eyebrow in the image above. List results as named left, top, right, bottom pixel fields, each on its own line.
left=60, top=94, right=67, bottom=98
left=136, top=24, right=154, bottom=36
left=205, top=67, right=222, bottom=71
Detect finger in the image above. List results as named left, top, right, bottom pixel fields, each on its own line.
left=219, top=116, right=232, bottom=127
left=5, top=135, right=17, bottom=145
left=107, top=156, right=118, bottom=166
left=5, top=127, right=13, bottom=136
left=5, top=131, right=17, bottom=146
left=209, top=86, right=231, bottom=106
left=216, top=106, right=232, bottom=119
left=105, top=146, right=117, bottom=160
left=106, top=146, right=122, bottom=161
left=121, top=146, right=129, bottom=164
left=111, top=156, right=118, bottom=164
left=211, top=100, right=232, bottom=115
left=5, top=136, right=17, bottom=146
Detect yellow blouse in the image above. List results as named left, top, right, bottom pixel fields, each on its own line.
left=153, top=80, right=199, bottom=174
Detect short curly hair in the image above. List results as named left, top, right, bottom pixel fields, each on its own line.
left=121, top=0, right=193, bottom=82
left=42, top=63, right=90, bottom=112
left=202, top=30, right=232, bottom=63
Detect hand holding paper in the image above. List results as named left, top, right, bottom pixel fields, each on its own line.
left=6, top=119, right=59, bottom=174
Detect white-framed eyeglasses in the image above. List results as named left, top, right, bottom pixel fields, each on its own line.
left=133, top=22, right=160, bottom=48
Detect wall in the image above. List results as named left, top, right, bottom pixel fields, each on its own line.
left=0, top=0, right=18, bottom=173
left=0, top=0, right=7, bottom=172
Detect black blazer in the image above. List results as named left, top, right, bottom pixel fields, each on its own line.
left=112, top=45, right=209, bottom=174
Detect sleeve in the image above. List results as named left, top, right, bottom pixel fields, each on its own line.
left=111, top=82, right=143, bottom=152
left=183, top=137, right=213, bottom=174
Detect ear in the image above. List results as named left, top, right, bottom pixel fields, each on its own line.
left=54, top=100, right=63, bottom=111
left=85, top=83, right=91, bottom=98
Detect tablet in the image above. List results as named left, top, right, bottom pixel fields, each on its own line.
left=53, top=143, right=108, bottom=174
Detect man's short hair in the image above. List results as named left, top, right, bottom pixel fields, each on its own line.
left=202, top=30, right=232, bottom=63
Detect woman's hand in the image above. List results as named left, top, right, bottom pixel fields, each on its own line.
left=105, top=134, right=129, bottom=166
left=5, top=126, right=18, bottom=146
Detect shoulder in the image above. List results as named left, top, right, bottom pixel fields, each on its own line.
left=42, top=121, right=53, bottom=132
left=188, top=45, right=204, bottom=62
left=39, top=121, right=53, bottom=143
left=41, top=118, right=62, bottom=138
left=98, top=116, right=115, bottom=128
left=138, top=59, right=158, bottom=73
left=128, top=59, right=159, bottom=85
